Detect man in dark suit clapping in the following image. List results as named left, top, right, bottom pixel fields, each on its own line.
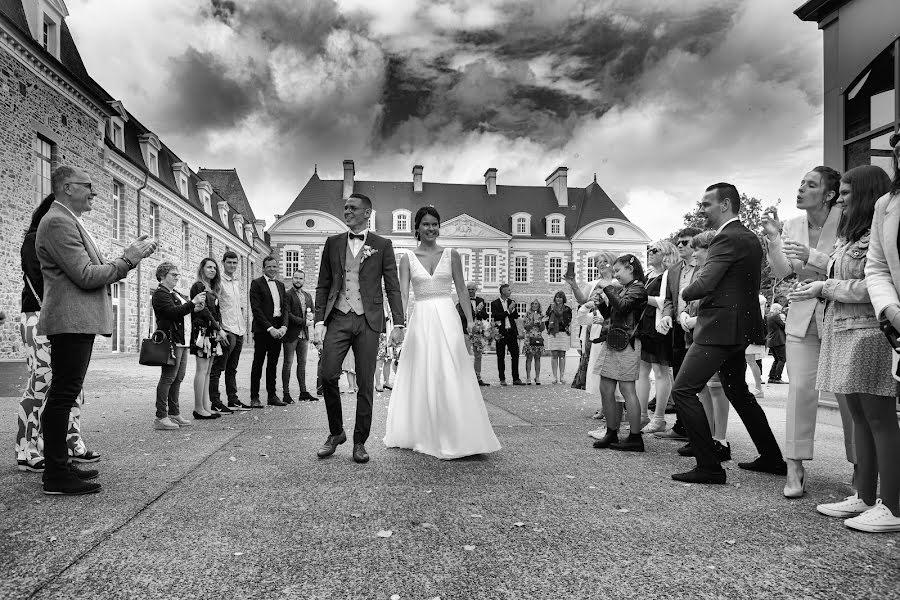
left=670, top=183, right=785, bottom=484
left=282, top=269, right=316, bottom=403
left=457, top=281, right=490, bottom=386
left=249, top=256, right=287, bottom=408
left=491, top=283, right=524, bottom=386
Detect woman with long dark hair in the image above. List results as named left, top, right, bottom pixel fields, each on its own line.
left=190, top=258, right=226, bottom=419
left=16, top=194, right=97, bottom=472
left=545, top=291, right=572, bottom=383
left=762, top=165, right=852, bottom=498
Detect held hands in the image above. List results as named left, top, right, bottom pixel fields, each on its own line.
left=389, top=326, right=405, bottom=346
left=123, top=234, right=158, bottom=265
left=789, top=280, right=825, bottom=301
left=783, top=239, right=811, bottom=264
left=679, top=311, right=696, bottom=331
left=656, top=315, right=672, bottom=335
left=314, top=323, right=326, bottom=344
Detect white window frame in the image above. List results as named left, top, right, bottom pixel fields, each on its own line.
left=148, top=202, right=160, bottom=239
left=511, top=212, right=531, bottom=236
left=482, top=252, right=499, bottom=285
left=458, top=249, right=472, bottom=282
left=368, top=210, right=376, bottom=233
left=110, top=282, right=125, bottom=352
left=34, top=135, right=53, bottom=206
left=548, top=255, right=563, bottom=284
left=393, top=209, right=412, bottom=233
left=546, top=213, right=566, bottom=237
left=586, top=255, right=599, bottom=281
left=139, top=133, right=161, bottom=177
left=513, top=254, right=529, bottom=283
left=515, top=301, right=528, bottom=315
left=112, top=180, right=125, bottom=240
left=284, top=247, right=302, bottom=277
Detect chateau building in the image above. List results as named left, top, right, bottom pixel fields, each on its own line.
left=0, top=0, right=270, bottom=359
left=268, top=160, right=651, bottom=314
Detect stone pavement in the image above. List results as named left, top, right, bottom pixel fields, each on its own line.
left=0, top=351, right=897, bottom=600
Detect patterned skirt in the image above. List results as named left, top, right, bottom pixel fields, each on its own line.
left=593, top=338, right=642, bottom=382
left=817, top=307, right=899, bottom=397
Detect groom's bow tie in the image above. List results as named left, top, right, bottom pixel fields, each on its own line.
left=349, top=232, right=364, bottom=241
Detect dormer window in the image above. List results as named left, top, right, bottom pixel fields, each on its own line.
left=218, top=200, right=229, bottom=224
left=172, top=162, right=190, bottom=198
left=138, top=133, right=161, bottom=177
left=511, top=212, right=531, bottom=236
left=24, top=1, right=67, bottom=60
left=106, top=101, right=128, bottom=151
left=392, top=209, right=411, bottom=232
left=546, top=213, right=566, bottom=237
left=197, top=181, right=213, bottom=215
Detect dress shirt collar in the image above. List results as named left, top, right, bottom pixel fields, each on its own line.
left=222, top=273, right=237, bottom=282
left=54, top=200, right=82, bottom=221
left=715, top=217, right=740, bottom=237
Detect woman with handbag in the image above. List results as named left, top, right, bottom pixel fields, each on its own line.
left=800, top=162, right=899, bottom=532
left=522, top=300, right=546, bottom=385
left=152, top=262, right=207, bottom=429
left=590, top=254, right=648, bottom=452
left=190, top=258, right=227, bottom=418
left=637, top=239, right=678, bottom=433
left=16, top=194, right=98, bottom=472
left=545, top=291, right=573, bottom=384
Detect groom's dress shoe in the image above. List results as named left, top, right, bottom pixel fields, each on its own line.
left=317, top=431, right=347, bottom=458
left=268, top=397, right=286, bottom=407
left=250, top=398, right=263, bottom=409
left=738, top=456, right=787, bottom=476
left=282, top=394, right=295, bottom=404
left=672, top=467, right=726, bottom=485
left=353, top=443, right=369, bottom=464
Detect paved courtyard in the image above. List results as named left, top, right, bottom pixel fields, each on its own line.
left=0, top=351, right=897, bottom=599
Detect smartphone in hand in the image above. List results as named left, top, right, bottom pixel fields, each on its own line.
left=565, top=261, right=575, bottom=279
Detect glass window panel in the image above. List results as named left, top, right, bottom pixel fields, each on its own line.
left=872, top=155, right=896, bottom=180
left=844, top=44, right=895, bottom=140
left=549, top=257, right=562, bottom=283
left=871, top=90, right=896, bottom=130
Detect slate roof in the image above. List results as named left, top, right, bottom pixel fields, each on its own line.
left=284, top=173, right=630, bottom=238
left=0, top=1, right=262, bottom=247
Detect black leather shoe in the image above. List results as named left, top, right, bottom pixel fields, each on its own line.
left=317, top=431, right=347, bottom=458
left=592, top=430, right=619, bottom=449
left=478, top=380, right=489, bottom=387
left=677, top=443, right=695, bottom=457
left=609, top=433, right=645, bottom=452
left=672, top=467, right=726, bottom=485
left=268, top=397, right=286, bottom=407
left=43, top=475, right=101, bottom=495
left=513, top=379, right=525, bottom=386
left=353, top=443, right=369, bottom=463
left=499, top=381, right=508, bottom=386
left=250, top=398, right=263, bottom=409
left=282, top=394, right=295, bottom=404
left=192, top=411, right=218, bottom=420
left=69, top=465, right=98, bottom=480
left=299, top=391, right=317, bottom=401
left=715, top=440, right=732, bottom=462
left=738, top=456, right=787, bottom=475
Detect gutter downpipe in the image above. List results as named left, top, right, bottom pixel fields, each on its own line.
left=135, top=167, right=149, bottom=345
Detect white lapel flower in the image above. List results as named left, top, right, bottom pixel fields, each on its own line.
left=360, top=244, right=378, bottom=264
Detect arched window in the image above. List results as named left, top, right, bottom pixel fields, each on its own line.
left=511, top=212, right=531, bottom=236
left=546, top=213, right=565, bottom=237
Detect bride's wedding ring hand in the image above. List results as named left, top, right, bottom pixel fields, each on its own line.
left=389, top=326, right=405, bottom=346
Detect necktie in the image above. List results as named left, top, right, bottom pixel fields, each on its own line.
left=349, top=233, right=364, bottom=241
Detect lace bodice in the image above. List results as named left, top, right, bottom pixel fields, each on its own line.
left=409, top=248, right=453, bottom=301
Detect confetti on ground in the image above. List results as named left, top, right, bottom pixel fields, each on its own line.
left=377, top=530, right=393, bottom=538
left=233, top=552, right=244, bottom=556
left=463, top=545, right=475, bottom=551
left=513, top=522, right=525, bottom=527
left=229, top=456, right=237, bottom=462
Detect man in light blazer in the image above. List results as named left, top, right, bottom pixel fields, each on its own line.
left=249, top=256, right=287, bottom=407
left=669, top=183, right=784, bottom=485
left=36, top=166, right=156, bottom=495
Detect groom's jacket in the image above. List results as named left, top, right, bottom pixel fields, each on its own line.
left=315, top=231, right=405, bottom=333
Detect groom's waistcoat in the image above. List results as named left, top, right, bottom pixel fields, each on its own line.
left=335, top=244, right=364, bottom=315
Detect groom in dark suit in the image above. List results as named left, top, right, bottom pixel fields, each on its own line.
left=314, top=193, right=405, bottom=463
left=670, top=183, right=785, bottom=484
left=249, top=256, right=287, bottom=408
left=491, top=284, right=524, bottom=386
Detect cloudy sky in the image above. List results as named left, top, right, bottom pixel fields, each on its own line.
left=67, top=0, right=824, bottom=240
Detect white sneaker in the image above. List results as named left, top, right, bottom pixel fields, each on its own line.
left=753, top=388, right=764, bottom=399
left=844, top=500, right=900, bottom=533
left=588, top=428, right=606, bottom=440
left=641, top=418, right=667, bottom=434
left=169, top=414, right=192, bottom=426
left=154, top=417, right=180, bottom=430
left=816, top=493, right=873, bottom=518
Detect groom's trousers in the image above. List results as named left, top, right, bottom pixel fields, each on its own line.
left=496, top=332, right=520, bottom=383
left=321, top=309, right=380, bottom=444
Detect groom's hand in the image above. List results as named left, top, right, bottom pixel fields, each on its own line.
left=314, top=323, right=326, bottom=344
left=389, top=326, right=405, bottom=346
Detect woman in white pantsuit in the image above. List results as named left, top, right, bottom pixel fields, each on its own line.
left=763, top=166, right=856, bottom=498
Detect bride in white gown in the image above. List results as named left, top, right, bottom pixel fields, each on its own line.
left=383, top=206, right=501, bottom=459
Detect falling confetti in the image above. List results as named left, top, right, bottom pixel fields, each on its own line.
left=377, top=530, right=393, bottom=538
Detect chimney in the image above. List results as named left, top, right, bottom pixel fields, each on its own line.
left=254, top=219, right=266, bottom=238
left=412, top=165, right=423, bottom=193
left=484, top=168, right=497, bottom=195
left=545, top=166, right=568, bottom=207
left=342, top=159, right=355, bottom=199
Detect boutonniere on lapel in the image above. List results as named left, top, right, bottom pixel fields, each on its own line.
left=360, top=245, right=378, bottom=264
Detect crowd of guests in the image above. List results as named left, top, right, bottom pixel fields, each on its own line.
left=12, top=149, right=900, bottom=533
left=557, top=150, right=900, bottom=534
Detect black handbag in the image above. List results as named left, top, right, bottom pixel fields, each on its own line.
left=139, top=329, right=175, bottom=367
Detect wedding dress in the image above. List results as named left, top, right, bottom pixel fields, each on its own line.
left=383, top=248, right=501, bottom=459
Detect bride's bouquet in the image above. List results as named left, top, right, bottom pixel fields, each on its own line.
left=470, top=319, right=492, bottom=353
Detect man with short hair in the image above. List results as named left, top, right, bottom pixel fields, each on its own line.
left=282, top=269, right=316, bottom=402
left=457, top=281, right=489, bottom=386
left=766, top=302, right=787, bottom=383
left=670, top=183, right=785, bottom=484
left=656, top=226, right=702, bottom=440
left=491, top=283, right=524, bottom=386
left=210, top=250, right=249, bottom=411
left=249, top=256, right=287, bottom=408
left=37, top=166, right=156, bottom=494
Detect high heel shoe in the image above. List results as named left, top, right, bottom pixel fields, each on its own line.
left=783, top=467, right=807, bottom=498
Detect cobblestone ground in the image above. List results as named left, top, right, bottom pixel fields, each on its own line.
left=0, top=350, right=897, bottom=599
